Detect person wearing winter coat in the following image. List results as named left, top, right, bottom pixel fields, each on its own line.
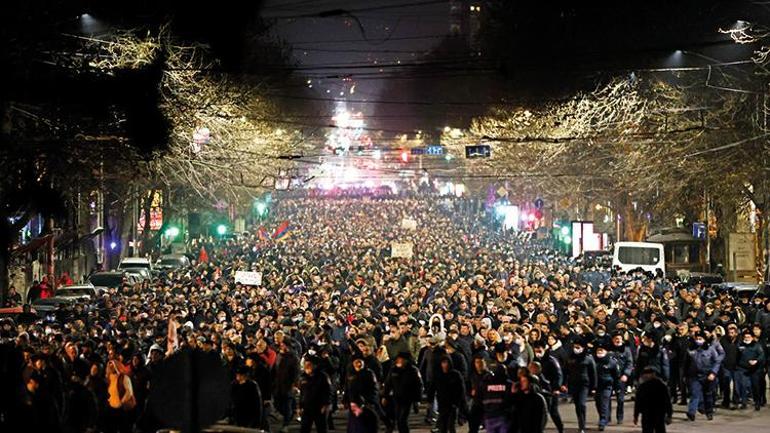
left=231, top=366, right=262, bottom=428
left=274, top=339, right=300, bottom=432
left=468, top=353, right=489, bottom=433
left=634, top=367, right=673, bottom=433
left=736, top=329, right=765, bottom=410
left=347, top=398, right=378, bottom=433
left=433, top=356, right=468, bottom=433
left=511, top=373, right=547, bottom=433
left=382, top=352, right=423, bottom=433
left=609, top=332, right=633, bottom=424
left=299, top=357, right=332, bottom=433
left=593, top=345, right=619, bottom=431
left=683, top=333, right=720, bottom=421
left=532, top=340, right=564, bottom=433
left=562, top=339, right=596, bottom=433
left=635, top=333, right=669, bottom=383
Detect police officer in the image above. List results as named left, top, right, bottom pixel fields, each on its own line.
left=480, top=353, right=513, bottom=433
left=684, top=332, right=720, bottom=421
left=609, top=332, right=633, bottom=424
left=593, top=345, right=618, bottom=431
left=299, top=357, right=332, bottom=433
left=562, top=339, right=596, bottom=433
left=736, top=329, right=765, bottom=410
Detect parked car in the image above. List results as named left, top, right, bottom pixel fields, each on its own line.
left=684, top=272, right=724, bottom=288
left=88, top=271, right=138, bottom=291
left=118, top=257, right=153, bottom=272
left=156, top=254, right=191, bottom=271
left=32, top=296, right=79, bottom=314
left=123, top=267, right=152, bottom=282
left=55, top=284, right=98, bottom=299
left=715, top=282, right=761, bottom=299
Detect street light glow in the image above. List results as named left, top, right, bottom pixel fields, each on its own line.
left=216, top=224, right=228, bottom=235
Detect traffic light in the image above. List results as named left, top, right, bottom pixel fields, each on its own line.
left=216, top=224, right=228, bottom=236
left=254, top=200, right=268, bottom=218
left=164, top=226, right=181, bottom=239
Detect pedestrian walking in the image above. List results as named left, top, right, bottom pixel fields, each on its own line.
left=562, top=339, right=596, bottom=433
left=634, top=367, right=673, bottom=433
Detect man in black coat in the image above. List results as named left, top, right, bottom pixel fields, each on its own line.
left=299, top=357, right=332, bottom=433
left=231, top=366, right=263, bottom=428
left=434, top=356, right=468, bottom=433
left=512, top=373, right=547, bottom=433
left=634, top=367, right=673, bottom=433
left=532, top=340, right=563, bottom=433
left=383, top=352, right=423, bottom=433
left=562, top=339, right=596, bottom=433
left=274, top=340, right=300, bottom=432
left=346, top=355, right=392, bottom=433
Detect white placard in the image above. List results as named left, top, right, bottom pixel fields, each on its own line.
left=401, top=218, right=418, bottom=230
left=391, top=242, right=414, bottom=259
left=234, top=271, right=263, bottom=286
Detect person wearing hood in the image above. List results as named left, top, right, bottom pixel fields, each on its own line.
left=433, top=355, right=468, bottom=433
left=382, top=352, right=422, bottom=433
left=736, top=329, right=765, bottom=410
left=683, top=332, right=720, bottom=421
left=562, top=339, right=596, bottom=433
left=346, top=354, right=392, bottom=433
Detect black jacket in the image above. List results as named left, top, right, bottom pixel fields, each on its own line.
left=512, top=390, right=547, bottom=433
left=347, top=405, right=379, bottom=433
left=231, top=379, right=262, bottom=428
left=536, top=352, right=563, bottom=389
left=634, top=376, right=673, bottom=420
left=274, top=350, right=300, bottom=397
left=434, top=358, right=468, bottom=413
left=299, top=371, right=332, bottom=412
left=480, top=370, right=512, bottom=418
left=345, top=367, right=379, bottom=405
left=720, top=336, right=740, bottom=371
left=383, top=362, right=423, bottom=404
left=594, top=354, right=619, bottom=387
left=565, top=352, right=596, bottom=391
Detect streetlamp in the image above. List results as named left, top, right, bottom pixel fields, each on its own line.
left=216, top=224, right=228, bottom=236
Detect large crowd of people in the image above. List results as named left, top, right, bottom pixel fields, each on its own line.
left=1, top=195, right=769, bottom=433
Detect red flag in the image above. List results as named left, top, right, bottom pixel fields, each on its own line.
left=198, top=246, right=209, bottom=263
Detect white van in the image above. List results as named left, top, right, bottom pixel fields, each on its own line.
left=612, top=241, right=665, bottom=275
left=118, top=257, right=153, bottom=272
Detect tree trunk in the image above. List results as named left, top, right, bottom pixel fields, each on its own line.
left=140, top=189, right=154, bottom=256
left=755, top=205, right=767, bottom=283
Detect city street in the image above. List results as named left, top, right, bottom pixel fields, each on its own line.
left=7, top=2, right=770, bottom=433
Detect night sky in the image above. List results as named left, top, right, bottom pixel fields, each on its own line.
left=259, top=0, right=764, bottom=138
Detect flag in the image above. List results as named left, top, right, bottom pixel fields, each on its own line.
left=257, top=226, right=270, bottom=241
left=272, top=220, right=292, bottom=242
left=198, top=246, right=209, bottom=263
